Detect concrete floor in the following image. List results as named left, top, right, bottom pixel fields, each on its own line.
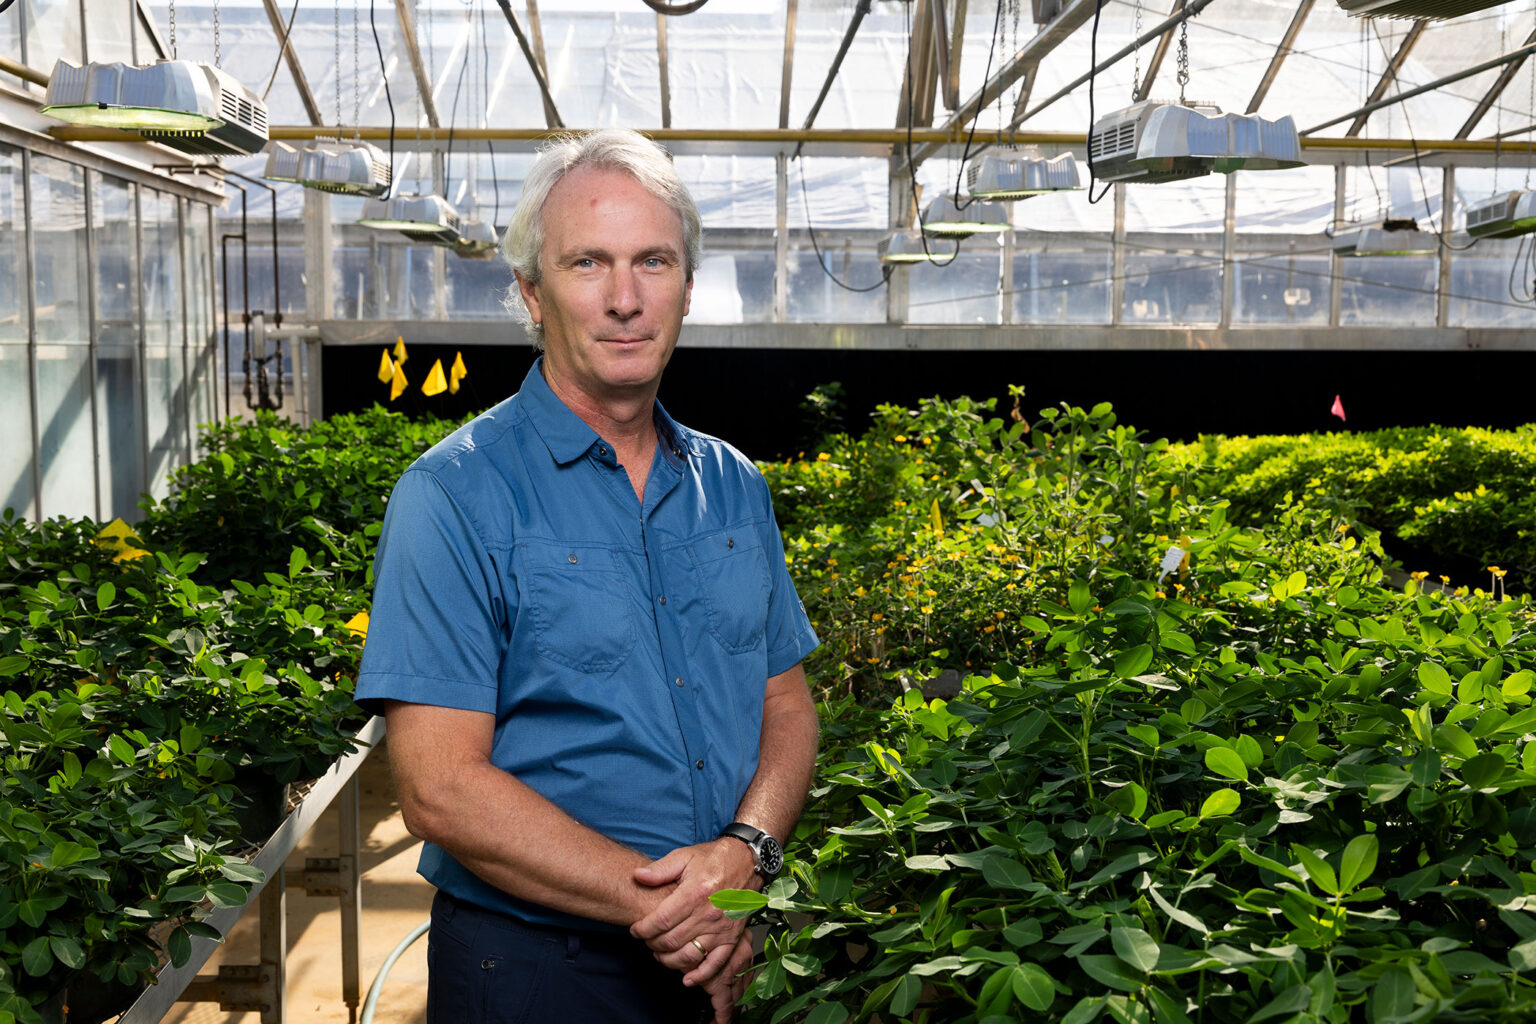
left=162, top=739, right=434, bottom=1024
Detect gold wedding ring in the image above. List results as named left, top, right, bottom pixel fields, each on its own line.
left=690, top=938, right=708, bottom=958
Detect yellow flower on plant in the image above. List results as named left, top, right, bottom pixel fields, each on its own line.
left=871, top=612, right=883, bottom=621
left=983, top=625, right=996, bottom=633
left=817, top=452, right=831, bottom=462
left=1439, top=575, right=1450, bottom=585
left=895, top=435, right=908, bottom=443
left=1410, top=571, right=1429, bottom=582
left=1490, top=566, right=1508, bottom=578
left=921, top=605, right=934, bottom=614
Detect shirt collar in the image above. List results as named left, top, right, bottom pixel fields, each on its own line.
left=521, top=357, right=705, bottom=465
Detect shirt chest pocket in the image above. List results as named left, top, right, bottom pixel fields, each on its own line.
left=687, top=530, right=770, bottom=655
left=518, top=544, right=637, bottom=674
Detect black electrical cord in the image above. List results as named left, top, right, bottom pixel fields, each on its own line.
left=370, top=0, right=397, bottom=198
left=482, top=0, right=500, bottom=227
left=1085, top=0, right=1113, bottom=204
left=641, top=0, right=709, bottom=13
left=946, top=0, right=1005, bottom=211
left=794, top=156, right=892, bottom=293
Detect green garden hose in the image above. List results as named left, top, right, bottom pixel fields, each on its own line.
left=359, top=919, right=431, bottom=1024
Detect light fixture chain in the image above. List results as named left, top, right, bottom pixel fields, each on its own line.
left=214, top=0, right=221, bottom=67
left=1527, top=1, right=1534, bottom=190
left=1176, top=17, right=1189, bottom=105
left=354, top=0, right=362, bottom=130
left=1132, top=0, right=1143, bottom=102
left=168, top=0, right=177, bottom=59
left=336, top=0, right=344, bottom=131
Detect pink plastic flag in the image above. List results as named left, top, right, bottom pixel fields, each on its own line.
left=1330, top=395, right=1346, bottom=422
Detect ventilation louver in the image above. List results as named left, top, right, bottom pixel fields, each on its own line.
left=1465, top=190, right=1536, bottom=240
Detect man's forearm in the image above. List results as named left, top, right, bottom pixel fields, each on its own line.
left=386, top=701, right=666, bottom=926
left=732, top=663, right=820, bottom=860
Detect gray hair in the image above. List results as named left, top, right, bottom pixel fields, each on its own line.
left=502, top=129, right=703, bottom=350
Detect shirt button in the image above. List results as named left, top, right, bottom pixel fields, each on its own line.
left=568, top=553, right=578, bottom=564
left=658, top=595, right=667, bottom=605
left=675, top=676, right=685, bottom=687
left=695, top=759, right=705, bottom=770
left=727, top=538, right=734, bottom=548
left=598, top=445, right=608, bottom=456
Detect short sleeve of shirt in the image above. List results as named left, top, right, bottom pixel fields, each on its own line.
left=752, top=474, right=819, bottom=678
left=354, top=467, right=507, bottom=716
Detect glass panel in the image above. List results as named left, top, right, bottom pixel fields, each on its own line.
left=142, top=189, right=182, bottom=496
left=909, top=247, right=1004, bottom=325
left=37, top=345, right=95, bottom=520
left=29, top=156, right=90, bottom=346
left=1232, top=165, right=1334, bottom=326
left=93, top=174, right=142, bottom=521
left=0, top=346, right=36, bottom=520
left=1121, top=250, right=1224, bottom=324
left=1013, top=239, right=1112, bottom=325
left=82, top=0, right=133, bottom=63
left=1337, top=256, right=1437, bottom=326
left=0, top=145, right=24, bottom=347
left=444, top=255, right=516, bottom=320
left=23, top=0, right=84, bottom=70
left=0, top=1, right=24, bottom=92
left=1446, top=166, right=1536, bottom=328
left=185, top=203, right=217, bottom=444
left=785, top=244, right=886, bottom=324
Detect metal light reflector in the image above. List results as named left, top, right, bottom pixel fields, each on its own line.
left=1335, top=0, right=1509, bottom=19
left=42, top=59, right=269, bottom=156
left=453, top=217, right=501, bottom=259
left=878, top=230, right=955, bottom=264
left=358, top=192, right=464, bottom=246
left=1331, top=217, right=1437, bottom=256
left=1466, top=191, right=1536, bottom=240
left=1089, top=101, right=1301, bottom=183
left=920, top=194, right=1010, bottom=237
left=297, top=139, right=392, bottom=197
left=263, top=141, right=304, bottom=183
left=965, top=147, right=1082, bottom=200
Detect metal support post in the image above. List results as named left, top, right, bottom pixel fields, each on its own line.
left=1111, top=183, right=1126, bottom=326
left=1220, top=174, right=1236, bottom=328
left=338, top=774, right=363, bottom=1022
left=1437, top=165, right=1453, bottom=328
left=259, top=862, right=287, bottom=1023
left=1000, top=209, right=1015, bottom=325
left=774, top=153, right=789, bottom=322
left=1330, top=163, right=1345, bottom=326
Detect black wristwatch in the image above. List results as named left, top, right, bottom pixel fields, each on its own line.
left=719, top=822, right=784, bottom=880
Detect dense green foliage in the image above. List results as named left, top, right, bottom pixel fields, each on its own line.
left=0, top=409, right=457, bottom=1023
left=1159, top=427, right=1536, bottom=590
left=732, top=397, right=1536, bottom=1023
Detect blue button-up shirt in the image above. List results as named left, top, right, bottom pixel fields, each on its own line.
left=356, top=359, right=818, bottom=928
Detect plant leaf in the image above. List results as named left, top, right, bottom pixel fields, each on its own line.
left=1204, top=747, right=1248, bottom=782
left=710, top=888, right=768, bottom=919
left=1110, top=926, right=1160, bottom=973
left=1291, top=844, right=1341, bottom=895
left=1199, top=789, right=1240, bottom=819
left=1338, top=834, right=1379, bottom=893
left=1012, top=963, right=1056, bottom=1011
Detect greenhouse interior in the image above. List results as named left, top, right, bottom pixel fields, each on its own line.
left=6, top=0, right=1536, bottom=1020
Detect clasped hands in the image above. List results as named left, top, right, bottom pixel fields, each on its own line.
left=630, top=838, right=760, bottom=1024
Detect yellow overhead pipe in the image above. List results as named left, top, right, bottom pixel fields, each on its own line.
left=44, top=123, right=1536, bottom=155
left=0, top=55, right=51, bottom=88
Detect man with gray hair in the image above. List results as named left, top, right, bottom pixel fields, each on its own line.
left=355, top=128, right=820, bottom=1024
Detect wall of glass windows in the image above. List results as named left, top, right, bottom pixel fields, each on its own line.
left=0, top=141, right=219, bottom=523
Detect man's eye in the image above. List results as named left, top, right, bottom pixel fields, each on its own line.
left=575, top=258, right=596, bottom=268
left=644, top=257, right=664, bottom=268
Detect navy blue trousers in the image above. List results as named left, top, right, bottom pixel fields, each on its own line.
left=426, top=891, right=713, bottom=1024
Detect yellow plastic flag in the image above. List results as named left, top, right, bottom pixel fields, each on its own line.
left=393, top=336, right=408, bottom=364
left=345, top=611, right=370, bottom=639
left=376, top=348, right=395, bottom=384
left=422, top=359, right=448, bottom=397
left=929, top=498, right=944, bottom=540
left=449, top=351, right=468, bottom=394
left=389, top=360, right=408, bottom=401
left=94, top=518, right=149, bottom=562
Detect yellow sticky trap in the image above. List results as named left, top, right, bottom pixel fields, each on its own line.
left=422, top=359, right=447, bottom=397
left=95, top=518, right=149, bottom=562
left=389, top=361, right=408, bottom=401
left=393, top=336, right=408, bottom=364
left=377, top=348, right=395, bottom=383
left=345, top=611, right=369, bottom=639
left=929, top=498, right=944, bottom=540
left=449, top=351, right=467, bottom=394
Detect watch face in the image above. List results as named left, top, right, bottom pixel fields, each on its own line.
left=759, top=835, right=784, bottom=877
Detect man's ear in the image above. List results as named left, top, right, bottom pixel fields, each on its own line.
left=516, top=271, right=542, bottom=325
left=682, top=272, right=693, bottom=318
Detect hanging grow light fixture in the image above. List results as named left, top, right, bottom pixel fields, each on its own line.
left=1334, top=0, right=1508, bottom=20
left=1466, top=190, right=1536, bottom=240
left=920, top=195, right=1010, bottom=237
left=359, top=193, right=464, bottom=246
left=297, top=139, right=392, bottom=196
left=1330, top=217, right=1437, bottom=256
left=452, top=217, right=500, bottom=259
left=263, top=141, right=304, bottom=183
left=879, top=230, right=955, bottom=264
left=1089, top=101, right=1302, bottom=183
left=966, top=147, right=1083, bottom=200
left=41, top=59, right=269, bottom=156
